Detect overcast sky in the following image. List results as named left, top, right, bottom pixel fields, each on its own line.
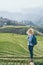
left=0, top=0, right=43, bottom=12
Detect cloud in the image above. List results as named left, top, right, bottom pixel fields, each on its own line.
left=0, top=0, right=43, bottom=12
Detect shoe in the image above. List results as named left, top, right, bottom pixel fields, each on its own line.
left=30, top=58, right=33, bottom=62
left=29, top=62, right=35, bottom=65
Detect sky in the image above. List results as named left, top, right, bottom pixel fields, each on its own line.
left=0, top=0, right=43, bottom=12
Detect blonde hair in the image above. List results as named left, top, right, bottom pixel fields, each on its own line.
left=26, top=28, right=34, bottom=35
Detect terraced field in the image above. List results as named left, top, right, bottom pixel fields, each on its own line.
left=0, top=33, right=43, bottom=57
left=0, top=33, right=43, bottom=65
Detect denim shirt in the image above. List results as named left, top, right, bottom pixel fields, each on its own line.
left=28, top=35, right=33, bottom=46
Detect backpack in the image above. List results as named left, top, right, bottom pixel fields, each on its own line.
left=32, top=35, right=37, bottom=46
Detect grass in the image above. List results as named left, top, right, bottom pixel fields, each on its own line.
left=0, top=33, right=28, bottom=56
left=0, top=33, right=43, bottom=57
left=0, top=33, right=43, bottom=65
left=0, top=25, right=30, bottom=29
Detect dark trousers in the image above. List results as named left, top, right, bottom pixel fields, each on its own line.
left=28, top=45, right=34, bottom=59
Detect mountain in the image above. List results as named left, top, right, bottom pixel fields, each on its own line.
left=0, top=17, right=36, bottom=26
left=21, top=20, right=36, bottom=26
left=33, top=18, right=43, bottom=26
left=0, top=7, right=43, bottom=26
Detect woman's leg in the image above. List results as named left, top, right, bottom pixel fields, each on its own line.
left=29, top=45, right=33, bottom=59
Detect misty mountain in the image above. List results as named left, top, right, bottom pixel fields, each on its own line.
left=0, top=17, right=36, bottom=26
left=21, top=20, right=36, bottom=26
left=0, top=7, right=43, bottom=26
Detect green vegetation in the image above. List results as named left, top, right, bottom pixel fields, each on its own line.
left=0, top=26, right=43, bottom=36
left=0, top=33, right=43, bottom=65
left=0, top=33, right=28, bottom=57
left=0, top=25, right=30, bottom=28
left=0, top=33, right=43, bottom=57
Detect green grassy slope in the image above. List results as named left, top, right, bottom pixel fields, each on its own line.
left=0, top=33, right=43, bottom=57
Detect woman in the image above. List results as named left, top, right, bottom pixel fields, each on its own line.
left=26, top=28, right=37, bottom=61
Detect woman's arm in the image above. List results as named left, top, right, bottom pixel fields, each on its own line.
left=26, top=30, right=29, bottom=35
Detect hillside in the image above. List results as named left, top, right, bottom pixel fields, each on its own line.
left=0, top=26, right=43, bottom=35
left=0, top=33, right=43, bottom=57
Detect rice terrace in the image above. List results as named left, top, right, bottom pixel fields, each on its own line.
left=0, top=26, right=43, bottom=65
